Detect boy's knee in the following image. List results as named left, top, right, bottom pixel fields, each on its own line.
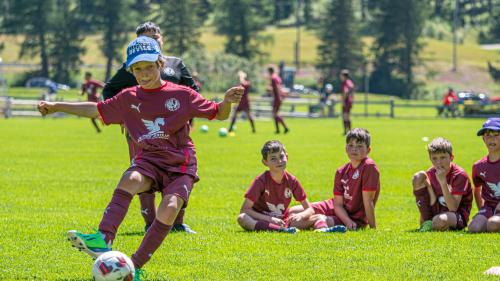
left=237, top=213, right=247, bottom=225
left=468, top=218, right=486, bottom=233
left=486, top=216, right=500, bottom=232
left=237, top=213, right=253, bottom=230
left=412, top=171, right=427, bottom=189
left=432, top=214, right=449, bottom=231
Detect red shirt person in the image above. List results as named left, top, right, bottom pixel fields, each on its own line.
left=268, top=67, right=289, bottom=134
left=228, top=70, right=255, bottom=133
left=442, top=88, right=458, bottom=106
left=340, top=69, right=355, bottom=135
left=81, top=72, right=104, bottom=102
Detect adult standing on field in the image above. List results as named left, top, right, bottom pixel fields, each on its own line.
left=268, top=67, right=289, bottom=134
left=340, top=69, right=355, bottom=135
left=102, top=22, right=199, bottom=234
left=81, top=71, right=104, bottom=133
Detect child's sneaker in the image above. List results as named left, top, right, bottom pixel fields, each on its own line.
left=279, top=227, right=299, bottom=234
left=67, top=230, right=112, bottom=258
left=172, top=223, right=196, bottom=234
left=315, top=225, right=347, bottom=233
left=134, top=268, right=146, bottom=281
left=419, top=220, right=433, bottom=232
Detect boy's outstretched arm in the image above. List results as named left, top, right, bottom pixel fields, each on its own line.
left=38, top=101, right=99, bottom=119
left=289, top=199, right=314, bottom=223
left=333, top=196, right=357, bottom=230
left=215, top=86, right=244, bottom=120
left=362, top=191, right=377, bottom=229
left=240, top=198, right=285, bottom=227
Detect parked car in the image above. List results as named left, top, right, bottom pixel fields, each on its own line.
left=25, top=77, right=70, bottom=93
left=457, top=91, right=492, bottom=115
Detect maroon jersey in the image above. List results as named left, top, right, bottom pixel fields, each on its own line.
left=341, top=79, right=354, bottom=105
left=472, top=156, right=500, bottom=207
left=245, top=171, right=307, bottom=219
left=82, top=80, right=104, bottom=102
left=236, top=81, right=251, bottom=111
left=333, top=157, right=380, bottom=225
left=270, top=74, right=283, bottom=104
left=426, top=163, right=473, bottom=222
left=97, top=82, right=218, bottom=178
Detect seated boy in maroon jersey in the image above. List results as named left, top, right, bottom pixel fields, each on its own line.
left=412, top=137, right=473, bottom=232
left=289, top=128, right=380, bottom=232
left=38, top=36, right=243, bottom=279
left=468, top=118, right=500, bottom=233
left=237, top=140, right=314, bottom=234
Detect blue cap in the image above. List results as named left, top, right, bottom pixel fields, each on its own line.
left=477, top=117, right=500, bottom=136
left=125, top=36, right=161, bottom=70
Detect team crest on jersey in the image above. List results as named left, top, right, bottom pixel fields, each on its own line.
left=165, top=98, right=180, bottom=111
left=164, top=67, right=175, bottom=76
left=284, top=188, right=292, bottom=199
left=352, top=169, right=360, bottom=180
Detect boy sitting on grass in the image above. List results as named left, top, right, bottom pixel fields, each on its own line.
left=412, top=137, right=473, bottom=231
left=468, top=118, right=500, bottom=233
left=289, top=128, right=380, bottom=232
left=237, top=140, right=314, bottom=234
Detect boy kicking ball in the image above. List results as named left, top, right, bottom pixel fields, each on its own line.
left=237, top=140, right=314, bottom=234
left=38, top=36, right=243, bottom=280
left=412, top=137, right=473, bottom=231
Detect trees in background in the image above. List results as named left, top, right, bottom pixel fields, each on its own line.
left=369, top=0, right=429, bottom=98
left=316, top=0, right=363, bottom=85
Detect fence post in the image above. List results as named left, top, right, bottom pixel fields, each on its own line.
left=389, top=98, right=395, bottom=118
left=5, top=97, right=12, bottom=118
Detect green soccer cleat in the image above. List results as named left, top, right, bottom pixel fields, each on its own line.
left=134, top=268, right=146, bottom=281
left=419, top=220, right=433, bottom=232
left=67, top=230, right=112, bottom=259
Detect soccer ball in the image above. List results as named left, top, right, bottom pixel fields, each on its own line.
left=92, top=251, right=135, bottom=281
left=218, top=127, right=228, bottom=137
left=200, top=125, right=209, bottom=133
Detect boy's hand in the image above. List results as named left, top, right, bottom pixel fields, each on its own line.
left=288, top=213, right=304, bottom=223
left=435, top=167, right=447, bottom=184
left=38, top=101, right=57, bottom=116
left=270, top=217, right=286, bottom=227
left=347, top=221, right=357, bottom=230
left=223, top=86, right=244, bottom=103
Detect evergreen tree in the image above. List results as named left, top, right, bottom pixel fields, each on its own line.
left=3, top=0, right=55, bottom=77
left=369, top=0, right=428, bottom=98
left=316, top=0, right=363, bottom=82
left=157, top=0, right=204, bottom=57
left=213, top=0, right=271, bottom=60
left=49, top=0, right=86, bottom=83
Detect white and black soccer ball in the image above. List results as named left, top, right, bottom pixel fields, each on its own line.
left=92, top=251, right=135, bottom=281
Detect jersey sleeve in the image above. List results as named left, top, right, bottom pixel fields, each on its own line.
left=471, top=164, right=484, bottom=189
left=362, top=164, right=380, bottom=192
left=178, top=60, right=200, bottom=92
left=189, top=89, right=218, bottom=120
left=244, top=177, right=264, bottom=203
left=292, top=178, right=307, bottom=202
left=102, top=65, right=138, bottom=100
left=96, top=90, right=128, bottom=125
left=450, top=173, right=471, bottom=195
left=333, top=169, right=343, bottom=196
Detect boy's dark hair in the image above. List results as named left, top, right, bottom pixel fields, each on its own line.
left=346, top=128, right=371, bottom=147
left=84, top=71, right=92, bottom=77
left=136, top=22, right=161, bottom=36
left=267, top=67, right=275, bottom=74
left=427, top=137, right=453, bottom=156
left=341, top=69, right=350, bottom=78
left=261, top=140, right=285, bottom=160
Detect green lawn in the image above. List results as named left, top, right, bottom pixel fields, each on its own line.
left=0, top=117, right=498, bottom=280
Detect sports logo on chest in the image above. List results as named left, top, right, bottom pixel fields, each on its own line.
left=165, top=98, right=180, bottom=112
left=284, top=188, right=292, bottom=199
left=352, top=169, right=360, bottom=180
left=164, top=67, right=175, bottom=76
left=138, top=117, right=170, bottom=142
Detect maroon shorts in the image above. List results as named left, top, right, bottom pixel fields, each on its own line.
left=342, top=103, right=352, bottom=113
left=430, top=201, right=467, bottom=230
left=311, top=199, right=350, bottom=226
left=273, top=101, right=282, bottom=113
left=475, top=203, right=498, bottom=219
left=126, top=158, right=194, bottom=208
left=236, top=104, right=250, bottom=112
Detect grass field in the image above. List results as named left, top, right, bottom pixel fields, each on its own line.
left=0, top=117, right=498, bottom=280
